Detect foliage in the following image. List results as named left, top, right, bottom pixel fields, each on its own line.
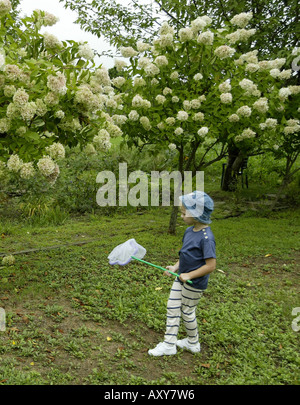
left=0, top=207, right=299, bottom=384
left=114, top=14, right=299, bottom=180
left=0, top=2, right=122, bottom=183
left=61, top=0, right=299, bottom=58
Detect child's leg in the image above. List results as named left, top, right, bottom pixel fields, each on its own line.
left=163, top=279, right=183, bottom=346
left=181, top=284, right=203, bottom=344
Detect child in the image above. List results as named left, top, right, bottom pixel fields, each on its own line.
left=148, top=190, right=216, bottom=356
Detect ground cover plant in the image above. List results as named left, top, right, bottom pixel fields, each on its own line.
left=0, top=197, right=299, bottom=385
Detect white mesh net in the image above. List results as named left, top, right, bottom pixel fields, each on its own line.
left=108, top=239, right=147, bottom=266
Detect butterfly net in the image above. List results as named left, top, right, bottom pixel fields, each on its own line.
left=108, top=239, right=147, bottom=266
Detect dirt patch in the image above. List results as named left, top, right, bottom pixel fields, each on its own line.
left=1, top=296, right=203, bottom=384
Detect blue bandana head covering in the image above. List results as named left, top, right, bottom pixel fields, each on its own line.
left=179, top=190, right=214, bottom=224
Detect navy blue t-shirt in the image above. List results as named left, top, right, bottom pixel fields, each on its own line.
left=178, top=226, right=216, bottom=290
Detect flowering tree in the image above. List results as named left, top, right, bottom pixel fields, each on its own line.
left=0, top=1, right=122, bottom=184
left=62, top=0, right=299, bottom=57
left=111, top=12, right=299, bottom=232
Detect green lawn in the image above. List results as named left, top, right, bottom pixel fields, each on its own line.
left=0, top=204, right=299, bottom=385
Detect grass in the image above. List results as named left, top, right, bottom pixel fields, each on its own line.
left=0, top=197, right=299, bottom=385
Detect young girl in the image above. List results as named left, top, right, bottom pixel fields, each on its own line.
left=148, top=190, right=216, bottom=356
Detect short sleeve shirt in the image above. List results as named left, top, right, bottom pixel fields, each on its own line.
left=178, top=226, right=216, bottom=290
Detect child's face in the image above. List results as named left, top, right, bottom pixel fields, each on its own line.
left=180, top=205, right=197, bottom=226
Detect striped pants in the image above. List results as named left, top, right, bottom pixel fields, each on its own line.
left=164, top=279, right=203, bottom=346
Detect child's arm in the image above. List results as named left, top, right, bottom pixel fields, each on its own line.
left=164, top=260, right=179, bottom=277
left=179, top=258, right=216, bottom=283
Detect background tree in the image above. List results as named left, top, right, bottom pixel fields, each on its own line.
left=0, top=3, right=122, bottom=183
left=111, top=14, right=299, bottom=232
left=60, top=0, right=299, bottom=57
left=61, top=0, right=299, bottom=191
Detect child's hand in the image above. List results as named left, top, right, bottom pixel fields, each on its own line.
left=179, top=273, right=191, bottom=284
left=165, top=265, right=177, bottom=277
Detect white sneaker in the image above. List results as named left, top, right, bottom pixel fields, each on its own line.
left=148, top=342, right=177, bottom=356
left=176, top=338, right=201, bottom=353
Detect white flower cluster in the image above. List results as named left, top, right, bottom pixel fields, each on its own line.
left=4, top=64, right=21, bottom=81
left=239, top=78, right=260, bottom=96
left=120, top=46, right=138, bottom=58
left=157, top=22, right=175, bottom=48
left=12, top=88, right=29, bottom=106
left=112, top=76, right=126, bottom=88
left=168, top=143, right=177, bottom=151
left=220, top=93, right=232, bottom=104
left=155, top=94, right=166, bottom=104
left=7, top=154, right=23, bottom=172
left=197, top=127, right=209, bottom=137
left=105, top=121, right=123, bottom=137
left=230, top=12, right=253, bottom=28
left=226, top=29, right=256, bottom=44
left=74, top=84, right=102, bottom=112
left=43, top=32, right=63, bottom=49
left=140, top=116, right=151, bottom=130
left=235, top=128, right=256, bottom=142
left=94, top=67, right=111, bottom=87
left=0, top=0, right=12, bottom=17
left=93, top=129, right=111, bottom=152
left=179, top=27, right=193, bottom=42
left=174, top=127, right=183, bottom=135
left=253, top=97, right=269, bottom=114
left=164, top=117, right=174, bottom=126
left=214, top=45, right=236, bottom=60
left=20, top=162, right=35, bottom=179
left=228, top=114, right=239, bottom=122
left=136, top=41, right=151, bottom=52
left=47, top=72, right=67, bottom=95
left=270, top=69, right=292, bottom=80
left=78, top=43, right=94, bottom=60
left=128, top=110, right=139, bottom=121
left=6, top=154, right=52, bottom=182
left=114, top=59, right=127, bottom=72
left=235, top=50, right=258, bottom=65
left=20, top=102, right=37, bottom=121
left=236, top=105, right=252, bottom=117
left=259, top=118, right=278, bottom=130
left=193, top=112, right=205, bottom=122
left=45, top=142, right=65, bottom=160
left=144, top=63, right=160, bottom=77
left=283, top=119, right=300, bottom=135
left=0, top=117, right=10, bottom=133
left=37, top=155, right=57, bottom=177
left=219, top=81, right=231, bottom=93
left=112, top=114, right=127, bottom=126
left=154, top=55, right=168, bottom=67
left=34, top=9, right=59, bottom=26
left=278, top=87, right=292, bottom=101
left=197, top=31, right=214, bottom=46
left=132, top=94, right=151, bottom=109
left=288, top=86, right=300, bottom=95
left=191, top=16, right=212, bottom=32
left=177, top=110, right=189, bottom=121
left=194, top=73, right=203, bottom=81
left=258, top=58, right=286, bottom=71
left=133, top=76, right=146, bottom=87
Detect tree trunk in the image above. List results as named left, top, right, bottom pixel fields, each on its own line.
left=168, top=204, right=179, bottom=234
left=168, top=144, right=184, bottom=234
left=221, top=146, right=245, bottom=191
